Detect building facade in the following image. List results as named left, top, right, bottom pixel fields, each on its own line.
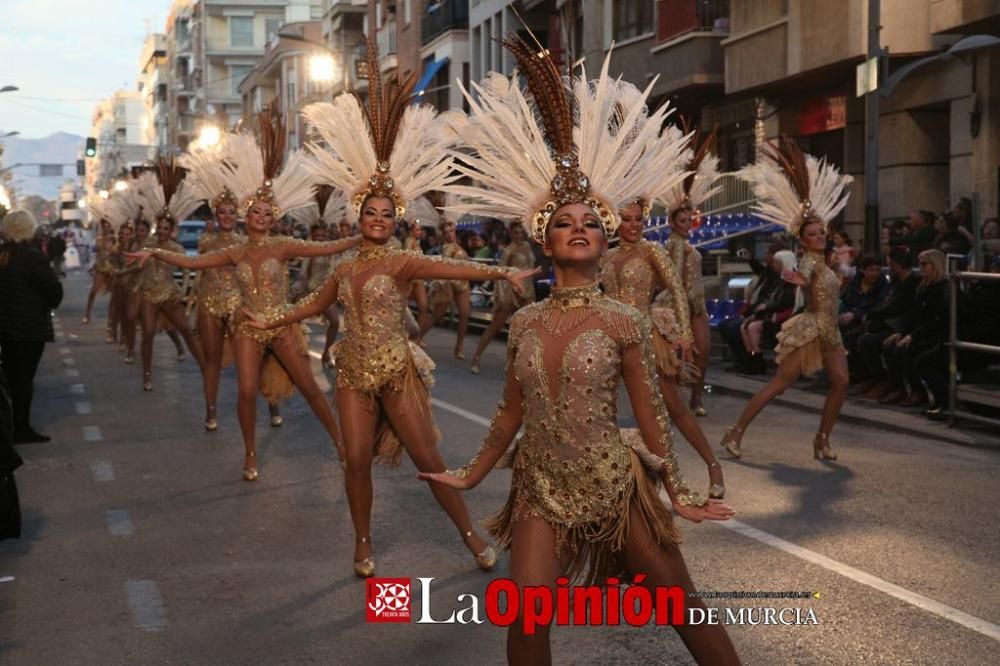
left=86, top=91, right=145, bottom=197
left=138, top=33, right=171, bottom=151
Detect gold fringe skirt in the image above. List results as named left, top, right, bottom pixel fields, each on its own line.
left=775, top=313, right=843, bottom=377
left=487, top=435, right=681, bottom=586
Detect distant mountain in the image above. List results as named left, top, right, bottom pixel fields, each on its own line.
left=0, top=131, right=85, bottom=200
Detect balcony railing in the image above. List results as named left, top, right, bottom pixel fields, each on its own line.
left=657, top=0, right=729, bottom=43
left=377, top=19, right=397, bottom=56
left=422, top=0, right=469, bottom=46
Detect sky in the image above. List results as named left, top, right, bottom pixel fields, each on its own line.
left=0, top=0, right=168, bottom=139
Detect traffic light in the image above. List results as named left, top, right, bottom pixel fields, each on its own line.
left=85, top=137, right=97, bottom=157
left=76, top=159, right=85, bottom=176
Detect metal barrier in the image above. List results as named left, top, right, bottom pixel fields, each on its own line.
left=947, top=270, right=1000, bottom=428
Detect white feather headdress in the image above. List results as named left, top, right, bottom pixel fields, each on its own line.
left=137, top=156, right=202, bottom=225
left=444, top=39, right=685, bottom=243
left=292, top=183, right=351, bottom=228
left=222, top=102, right=314, bottom=218
left=657, top=124, right=722, bottom=215
left=177, top=137, right=238, bottom=212
left=302, top=37, right=456, bottom=219
left=738, top=135, right=853, bottom=237
left=103, top=179, right=147, bottom=229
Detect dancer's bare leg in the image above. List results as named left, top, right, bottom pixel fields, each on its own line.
left=336, top=387, right=378, bottom=562
left=84, top=273, right=102, bottom=321
left=689, top=313, right=710, bottom=411
left=730, top=348, right=803, bottom=442
left=454, top=290, right=471, bottom=357
left=124, top=293, right=139, bottom=360
left=269, top=331, right=343, bottom=455
left=506, top=517, right=568, bottom=666
left=198, top=307, right=224, bottom=423
left=420, top=301, right=451, bottom=340
left=619, top=503, right=740, bottom=665
left=139, top=301, right=158, bottom=385
left=321, top=306, right=339, bottom=365
left=233, top=336, right=264, bottom=471
left=161, top=302, right=203, bottom=367
left=381, top=389, right=488, bottom=556
left=165, top=327, right=184, bottom=357
left=471, top=306, right=514, bottom=366
left=659, top=376, right=722, bottom=491
left=819, top=348, right=848, bottom=436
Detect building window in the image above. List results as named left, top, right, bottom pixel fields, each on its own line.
left=265, top=18, right=283, bottom=44
left=230, top=16, right=254, bottom=47
left=613, top=0, right=653, bottom=41
left=230, top=65, right=253, bottom=96
left=403, top=0, right=411, bottom=24
left=287, top=80, right=297, bottom=107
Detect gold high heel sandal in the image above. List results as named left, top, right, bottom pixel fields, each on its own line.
left=464, top=530, right=497, bottom=571
left=469, top=358, right=481, bottom=375
left=243, top=451, right=258, bottom=481
left=354, top=536, right=375, bottom=578
left=142, top=372, right=153, bottom=392
left=721, top=425, right=743, bottom=458
left=813, top=433, right=838, bottom=461
left=205, top=406, right=218, bottom=432
left=708, top=461, right=725, bottom=499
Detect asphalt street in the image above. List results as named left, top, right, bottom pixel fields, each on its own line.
left=1, top=272, right=998, bottom=665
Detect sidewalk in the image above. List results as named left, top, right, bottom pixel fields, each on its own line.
left=705, top=367, right=1000, bottom=449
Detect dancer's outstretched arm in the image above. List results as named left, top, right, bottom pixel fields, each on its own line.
left=275, top=235, right=362, bottom=259
left=417, top=322, right=526, bottom=490
left=126, top=247, right=233, bottom=270
left=402, top=253, right=539, bottom=295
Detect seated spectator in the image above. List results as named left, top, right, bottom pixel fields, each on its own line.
left=915, top=255, right=1000, bottom=418
left=734, top=250, right=797, bottom=375
left=721, top=243, right=784, bottom=369
left=979, top=218, right=999, bottom=264
left=859, top=247, right=921, bottom=399
left=879, top=249, right=949, bottom=407
left=830, top=227, right=858, bottom=282
left=894, top=210, right=936, bottom=257
left=839, top=255, right=889, bottom=382
left=468, top=233, right=492, bottom=260
left=934, top=212, right=972, bottom=256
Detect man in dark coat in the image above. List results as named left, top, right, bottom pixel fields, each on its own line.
left=0, top=209, right=64, bottom=443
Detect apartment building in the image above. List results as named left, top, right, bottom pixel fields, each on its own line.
left=138, top=33, right=170, bottom=151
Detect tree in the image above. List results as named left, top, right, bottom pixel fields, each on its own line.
left=18, top=195, right=57, bottom=225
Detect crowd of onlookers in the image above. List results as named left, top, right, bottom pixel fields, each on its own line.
left=721, top=200, right=1000, bottom=421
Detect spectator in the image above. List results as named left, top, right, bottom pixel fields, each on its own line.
left=47, top=230, right=67, bottom=277
left=736, top=250, right=798, bottom=374
left=879, top=249, right=949, bottom=407
left=338, top=220, right=354, bottom=239
left=839, top=254, right=889, bottom=381
left=915, top=255, right=1000, bottom=418
left=468, top=233, right=491, bottom=259
left=859, top=247, right=921, bottom=398
left=1, top=368, right=24, bottom=539
left=830, top=227, right=858, bottom=281
left=0, top=210, right=64, bottom=444
left=721, top=243, right=784, bottom=369
left=894, top=210, right=937, bottom=256
left=979, top=218, right=999, bottom=262
left=934, top=212, right=972, bottom=256
left=422, top=226, right=440, bottom=255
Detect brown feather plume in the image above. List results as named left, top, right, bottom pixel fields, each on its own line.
left=314, top=183, right=334, bottom=217
left=155, top=154, right=185, bottom=207
left=762, top=134, right=810, bottom=203
left=359, top=36, right=416, bottom=162
left=680, top=117, right=718, bottom=197
left=499, top=34, right=574, bottom=155
left=256, top=99, right=286, bottom=180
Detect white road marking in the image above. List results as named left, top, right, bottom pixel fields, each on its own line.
left=124, top=580, right=167, bottom=632
left=59, top=347, right=70, bottom=355
left=75, top=401, right=92, bottom=415
left=82, top=425, right=103, bottom=441
left=68, top=333, right=79, bottom=339
left=61, top=358, right=75, bottom=366
left=90, top=461, right=115, bottom=482
left=0, top=576, right=14, bottom=584
left=69, top=384, right=86, bottom=395
left=104, top=509, right=134, bottom=536
left=65, top=369, right=80, bottom=378
left=430, top=397, right=1000, bottom=643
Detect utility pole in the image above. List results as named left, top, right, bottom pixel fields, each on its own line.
left=863, top=0, right=882, bottom=255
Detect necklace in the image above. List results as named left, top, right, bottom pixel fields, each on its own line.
left=540, top=282, right=602, bottom=337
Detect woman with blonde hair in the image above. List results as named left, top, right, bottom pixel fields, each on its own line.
left=721, top=137, right=853, bottom=461
left=878, top=248, right=949, bottom=407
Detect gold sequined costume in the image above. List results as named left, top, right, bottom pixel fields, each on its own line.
left=493, top=240, right=535, bottom=310
left=428, top=241, right=472, bottom=305
left=599, top=238, right=692, bottom=378
left=140, top=238, right=185, bottom=305
left=93, top=234, right=117, bottom=293
left=197, top=231, right=245, bottom=319
left=775, top=250, right=844, bottom=376
left=666, top=233, right=707, bottom=317
left=460, top=284, right=702, bottom=584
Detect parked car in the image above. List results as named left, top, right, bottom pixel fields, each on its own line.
left=174, top=220, right=206, bottom=295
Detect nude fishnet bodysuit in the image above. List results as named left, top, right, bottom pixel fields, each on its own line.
left=197, top=231, right=245, bottom=319
left=459, top=283, right=702, bottom=585
left=666, top=233, right=707, bottom=316
left=775, top=250, right=844, bottom=376
left=140, top=238, right=185, bottom=304
left=494, top=240, right=536, bottom=309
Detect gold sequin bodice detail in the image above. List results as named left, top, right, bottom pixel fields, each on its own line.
left=804, top=251, right=843, bottom=348
left=140, top=239, right=184, bottom=304
left=334, top=246, right=415, bottom=392
left=437, top=241, right=471, bottom=290
left=95, top=236, right=117, bottom=273
left=666, top=234, right=706, bottom=315
left=234, top=241, right=292, bottom=343
left=599, top=241, right=657, bottom=316
left=199, top=231, right=244, bottom=317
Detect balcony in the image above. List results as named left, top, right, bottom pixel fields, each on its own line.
left=646, top=0, right=727, bottom=96
left=930, top=0, right=1000, bottom=34
left=657, top=0, right=729, bottom=42
left=422, top=0, right=469, bottom=47
left=376, top=20, right=398, bottom=72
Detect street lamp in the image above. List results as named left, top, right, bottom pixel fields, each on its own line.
left=99, top=190, right=110, bottom=200
left=0, top=185, right=10, bottom=209
left=309, top=54, right=336, bottom=84
left=0, top=86, right=17, bottom=94
left=197, top=124, right=221, bottom=149
left=113, top=180, right=129, bottom=192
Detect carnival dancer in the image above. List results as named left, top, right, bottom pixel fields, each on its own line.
left=721, top=136, right=852, bottom=460
left=243, top=40, right=537, bottom=578
left=129, top=104, right=358, bottom=480
left=420, top=40, right=738, bottom=664
left=82, top=214, right=117, bottom=339
left=419, top=220, right=474, bottom=358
